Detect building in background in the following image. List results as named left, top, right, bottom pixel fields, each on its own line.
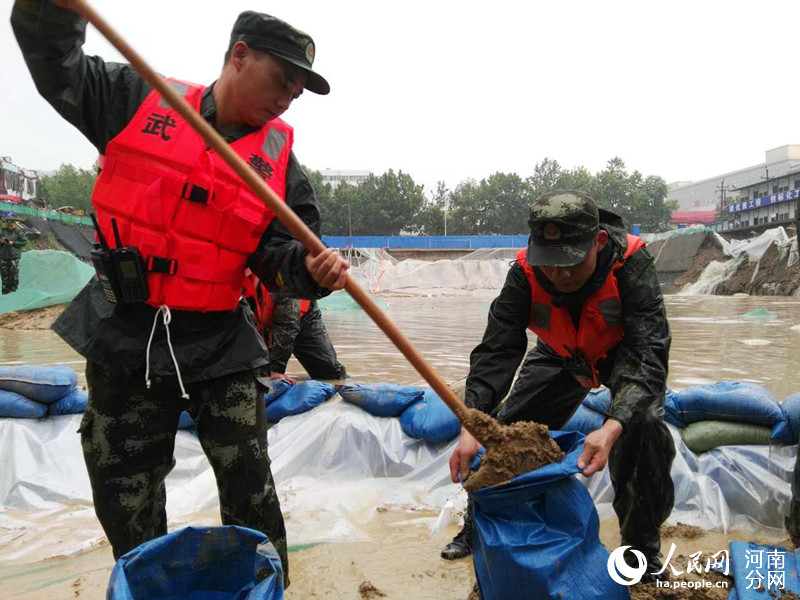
left=668, top=145, right=800, bottom=227
left=319, top=169, right=372, bottom=189
left=0, top=157, right=44, bottom=205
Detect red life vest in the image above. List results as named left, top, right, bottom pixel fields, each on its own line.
left=243, top=274, right=310, bottom=334
left=91, top=78, right=294, bottom=312
left=515, top=234, right=646, bottom=388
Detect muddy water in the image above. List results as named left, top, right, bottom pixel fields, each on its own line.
left=3, top=294, right=799, bottom=400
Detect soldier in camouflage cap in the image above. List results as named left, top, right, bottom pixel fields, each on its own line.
left=442, top=190, right=676, bottom=586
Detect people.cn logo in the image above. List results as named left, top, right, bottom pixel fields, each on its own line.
left=607, top=546, right=647, bottom=586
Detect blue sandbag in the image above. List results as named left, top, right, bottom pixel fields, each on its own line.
left=266, top=380, right=335, bottom=422
left=339, top=382, right=424, bottom=417
left=0, top=365, right=77, bottom=404
left=399, top=388, right=460, bottom=443
left=177, top=411, right=194, bottom=430
left=583, top=388, right=612, bottom=413
left=471, top=430, right=629, bottom=600
left=0, top=390, right=48, bottom=418
left=107, top=525, right=283, bottom=600
left=562, top=404, right=605, bottom=436
left=666, top=382, right=784, bottom=432
left=773, top=392, right=800, bottom=444
left=727, top=541, right=800, bottom=600
left=663, top=387, right=684, bottom=428
left=263, top=379, right=292, bottom=406
left=48, top=388, right=88, bottom=415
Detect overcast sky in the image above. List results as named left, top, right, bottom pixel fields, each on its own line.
left=3, top=0, right=799, bottom=195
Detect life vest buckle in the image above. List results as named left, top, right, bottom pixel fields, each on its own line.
left=181, top=182, right=214, bottom=205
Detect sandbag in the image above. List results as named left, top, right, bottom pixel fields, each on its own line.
left=0, top=364, right=77, bottom=404
left=583, top=388, right=611, bottom=413
left=399, top=388, right=460, bottom=443
left=666, top=382, right=783, bottom=431
left=263, top=379, right=292, bottom=406
left=107, top=525, right=283, bottom=600
left=0, top=389, right=48, bottom=418
left=48, top=388, right=88, bottom=415
left=339, top=382, right=424, bottom=417
left=773, top=392, right=800, bottom=444
left=265, top=380, right=335, bottom=422
left=680, top=420, right=772, bottom=454
left=177, top=411, right=195, bottom=430
left=727, top=541, right=800, bottom=600
left=471, top=430, right=628, bottom=600
left=562, top=404, right=605, bottom=436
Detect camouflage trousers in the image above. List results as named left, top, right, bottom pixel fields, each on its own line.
left=493, top=345, right=676, bottom=556
left=80, top=361, right=288, bottom=583
left=0, top=259, right=19, bottom=294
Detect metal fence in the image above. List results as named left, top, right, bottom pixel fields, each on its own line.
left=321, top=235, right=528, bottom=249
left=0, top=201, right=93, bottom=226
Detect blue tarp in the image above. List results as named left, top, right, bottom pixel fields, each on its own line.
left=107, top=526, right=284, bottom=600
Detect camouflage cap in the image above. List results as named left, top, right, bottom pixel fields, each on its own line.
left=526, top=190, right=599, bottom=267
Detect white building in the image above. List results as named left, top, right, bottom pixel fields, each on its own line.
left=668, top=145, right=800, bottom=214
left=319, top=169, right=372, bottom=189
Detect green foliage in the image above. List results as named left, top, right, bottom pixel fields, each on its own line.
left=39, top=163, right=97, bottom=213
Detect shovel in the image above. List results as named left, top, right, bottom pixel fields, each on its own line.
left=65, top=0, right=562, bottom=490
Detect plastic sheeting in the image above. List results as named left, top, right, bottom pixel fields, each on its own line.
left=0, top=398, right=795, bottom=562
left=720, top=227, right=792, bottom=263
left=0, top=250, right=94, bottom=314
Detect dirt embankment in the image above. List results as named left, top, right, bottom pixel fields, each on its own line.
left=0, top=304, right=67, bottom=330
left=673, top=240, right=800, bottom=296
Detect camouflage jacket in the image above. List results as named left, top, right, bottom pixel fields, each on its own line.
left=12, top=1, right=328, bottom=382
left=0, top=227, right=27, bottom=260
left=465, top=209, right=671, bottom=433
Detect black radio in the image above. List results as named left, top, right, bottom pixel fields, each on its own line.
left=90, top=214, right=149, bottom=304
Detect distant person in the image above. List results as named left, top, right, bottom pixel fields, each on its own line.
left=441, top=190, right=675, bottom=585
left=0, top=218, right=27, bottom=294
left=248, top=276, right=346, bottom=382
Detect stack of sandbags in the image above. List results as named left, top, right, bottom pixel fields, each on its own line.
left=0, top=364, right=87, bottom=418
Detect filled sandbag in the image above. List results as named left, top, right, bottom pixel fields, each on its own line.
left=680, top=420, right=772, bottom=454
left=773, top=392, right=800, bottom=444
left=399, top=388, right=460, bottom=443
left=471, top=430, right=628, bottom=600
left=562, top=404, right=605, bottom=436
left=0, top=364, right=77, bottom=404
left=665, top=382, right=783, bottom=431
left=339, top=382, right=424, bottom=417
left=0, top=389, right=48, bottom=419
left=48, top=388, right=88, bottom=415
left=265, top=381, right=336, bottom=422
left=263, top=379, right=292, bottom=406
left=583, top=388, right=611, bottom=414
left=107, top=526, right=283, bottom=600
left=177, top=411, right=195, bottom=430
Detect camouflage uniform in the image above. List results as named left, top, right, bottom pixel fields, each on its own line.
left=81, top=361, right=288, bottom=581
left=444, top=191, right=675, bottom=572
left=0, top=222, right=27, bottom=294
left=268, top=297, right=346, bottom=379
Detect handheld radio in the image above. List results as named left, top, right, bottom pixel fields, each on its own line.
left=89, top=214, right=149, bottom=304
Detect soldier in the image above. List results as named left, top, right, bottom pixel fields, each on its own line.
left=12, top=2, right=349, bottom=586
left=442, top=190, right=676, bottom=583
left=0, top=218, right=27, bottom=294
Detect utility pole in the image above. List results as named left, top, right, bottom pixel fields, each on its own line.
left=715, top=179, right=730, bottom=219
left=443, top=197, right=448, bottom=236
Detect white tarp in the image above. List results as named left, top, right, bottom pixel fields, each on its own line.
left=0, top=397, right=795, bottom=561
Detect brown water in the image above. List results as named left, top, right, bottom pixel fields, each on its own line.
left=2, top=293, right=799, bottom=399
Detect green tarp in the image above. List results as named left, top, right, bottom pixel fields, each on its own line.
left=0, top=250, right=94, bottom=313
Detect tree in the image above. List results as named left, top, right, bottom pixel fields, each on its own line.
left=39, top=163, right=96, bottom=213
left=357, top=170, right=425, bottom=235
left=415, top=181, right=448, bottom=235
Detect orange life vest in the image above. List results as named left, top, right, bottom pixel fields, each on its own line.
left=515, top=234, right=646, bottom=388
left=91, top=78, right=293, bottom=311
left=243, top=274, right=310, bottom=333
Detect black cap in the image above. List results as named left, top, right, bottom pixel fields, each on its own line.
left=230, top=11, right=330, bottom=95
left=526, top=190, right=600, bottom=267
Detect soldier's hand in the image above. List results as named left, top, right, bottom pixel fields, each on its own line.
left=305, top=248, right=349, bottom=291
left=449, top=427, right=483, bottom=484
left=270, top=372, right=296, bottom=385
left=578, top=419, right=623, bottom=477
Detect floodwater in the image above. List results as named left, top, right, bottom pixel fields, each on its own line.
left=1, top=292, right=800, bottom=599
left=1, top=292, right=799, bottom=398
